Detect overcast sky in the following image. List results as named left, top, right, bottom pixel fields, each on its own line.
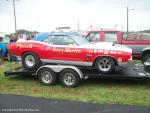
left=0, top=0, right=150, bottom=33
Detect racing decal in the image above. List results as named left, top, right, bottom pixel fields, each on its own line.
left=87, top=49, right=123, bottom=55
left=103, top=50, right=109, bottom=54
left=47, top=47, right=82, bottom=53
left=98, top=49, right=104, bottom=53
left=94, top=49, right=97, bottom=53
left=87, top=49, right=119, bottom=55
left=118, top=58, right=122, bottom=62
left=16, top=44, right=32, bottom=49
left=118, top=51, right=122, bottom=54
left=86, top=49, right=94, bottom=53
left=64, top=48, right=81, bottom=53
left=110, top=50, right=117, bottom=54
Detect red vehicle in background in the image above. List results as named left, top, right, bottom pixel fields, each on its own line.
left=85, top=29, right=150, bottom=63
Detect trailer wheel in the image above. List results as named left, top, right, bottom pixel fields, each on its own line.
left=143, top=54, right=150, bottom=64
left=38, top=68, right=57, bottom=85
left=59, top=69, right=80, bottom=88
left=95, top=57, right=115, bottom=74
left=22, top=52, right=41, bottom=70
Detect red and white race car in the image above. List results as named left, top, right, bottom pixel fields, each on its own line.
left=8, top=32, right=132, bottom=73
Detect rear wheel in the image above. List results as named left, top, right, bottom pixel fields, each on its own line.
left=59, top=69, right=80, bottom=88
left=38, top=68, right=57, bottom=85
left=22, top=52, right=41, bottom=70
left=95, top=57, right=115, bottom=74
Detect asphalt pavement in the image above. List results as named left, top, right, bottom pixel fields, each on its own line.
left=0, top=94, right=150, bottom=113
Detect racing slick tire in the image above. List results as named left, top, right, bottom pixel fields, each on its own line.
left=59, top=69, right=80, bottom=88
left=95, top=57, right=115, bottom=74
left=38, top=68, right=57, bottom=85
left=22, top=52, right=42, bottom=70
left=143, top=54, right=150, bottom=64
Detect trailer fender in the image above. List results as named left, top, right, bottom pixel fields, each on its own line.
left=36, top=65, right=83, bottom=79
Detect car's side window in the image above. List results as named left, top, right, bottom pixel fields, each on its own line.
left=42, top=36, right=55, bottom=45
left=42, top=35, right=76, bottom=46
left=56, top=36, right=76, bottom=45
left=42, top=37, right=49, bottom=43
left=104, top=32, right=117, bottom=42
left=86, top=32, right=100, bottom=42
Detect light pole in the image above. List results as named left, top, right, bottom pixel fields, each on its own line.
left=127, top=6, right=134, bottom=35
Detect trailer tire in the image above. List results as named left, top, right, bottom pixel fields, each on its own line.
left=59, top=69, right=80, bottom=88
left=22, top=52, right=41, bottom=70
left=143, top=54, right=150, bottom=64
left=95, top=57, right=115, bottom=74
left=38, top=68, right=57, bottom=86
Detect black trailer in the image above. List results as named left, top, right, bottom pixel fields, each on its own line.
left=4, top=63, right=150, bottom=87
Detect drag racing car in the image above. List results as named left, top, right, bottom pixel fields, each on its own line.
left=7, top=32, right=132, bottom=74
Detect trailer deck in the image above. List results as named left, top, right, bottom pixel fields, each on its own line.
left=4, top=63, right=150, bottom=87
left=4, top=63, right=150, bottom=78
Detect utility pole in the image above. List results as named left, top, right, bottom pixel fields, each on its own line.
left=13, top=0, right=17, bottom=32
left=127, top=6, right=134, bottom=35
left=127, top=6, right=129, bottom=35
left=77, top=20, right=80, bottom=32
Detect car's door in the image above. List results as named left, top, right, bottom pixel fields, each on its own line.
left=42, top=35, right=83, bottom=62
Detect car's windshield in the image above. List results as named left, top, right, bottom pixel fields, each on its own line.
left=71, top=36, right=89, bottom=46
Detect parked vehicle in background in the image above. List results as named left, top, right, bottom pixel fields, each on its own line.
left=7, top=32, right=132, bottom=74
left=2, top=36, right=10, bottom=46
left=85, top=29, right=150, bottom=63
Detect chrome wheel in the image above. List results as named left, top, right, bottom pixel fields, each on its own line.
left=143, top=54, right=150, bottom=64
left=98, top=58, right=111, bottom=72
left=63, top=73, right=75, bottom=86
left=25, top=55, right=35, bottom=67
left=59, top=69, right=80, bottom=87
left=145, top=57, right=150, bottom=63
left=41, top=71, right=53, bottom=84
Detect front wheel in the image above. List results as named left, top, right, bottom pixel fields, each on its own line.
left=95, top=57, right=115, bottom=74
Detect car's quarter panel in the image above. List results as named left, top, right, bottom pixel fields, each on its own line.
left=8, top=41, right=44, bottom=57
left=80, top=42, right=132, bottom=63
